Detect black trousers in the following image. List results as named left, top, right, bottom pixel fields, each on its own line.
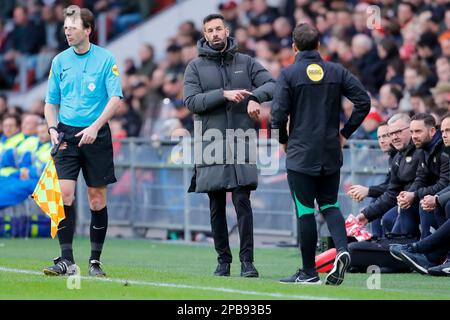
left=287, top=169, right=348, bottom=272
left=417, top=213, right=450, bottom=263
left=207, top=186, right=254, bottom=264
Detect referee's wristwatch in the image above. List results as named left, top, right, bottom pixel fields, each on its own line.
left=48, top=126, right=58, bottom=135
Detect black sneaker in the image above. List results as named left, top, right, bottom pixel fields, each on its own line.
left=43, top=257, right=77, bottom=276
left=398, top=249, right=435, bottom=275
left=240, top=262, right=259, bottom=278
left=213, top=263, right=230, bottom=276
left=389, top=243, right=417, bottom=261
left=325, top=250, right=351, bottom=286
left=428, top=259, right=450, bottom=277
left=89, top=260, right=106, bottom=277
left=279, top=269, right=322, bottom=285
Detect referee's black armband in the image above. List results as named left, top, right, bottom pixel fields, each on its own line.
left=48, top=126, right=58, bottom=135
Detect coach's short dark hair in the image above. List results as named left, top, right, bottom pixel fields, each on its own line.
left=411, top=113, right=436, bottom=128
left=203, top=14, right=225, bottom=26
left=64, top=5, right=95, bottom=36
left=292, top=23, right=320, bottom=51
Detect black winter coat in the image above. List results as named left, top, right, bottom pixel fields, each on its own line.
left=363, top=142, right=421, bottom=222
left=368, top=147, right=398, bottom=198
left=183, top=37, right=275, bottom=193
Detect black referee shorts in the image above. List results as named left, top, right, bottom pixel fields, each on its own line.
left=54, top=122, right=117, bottom=187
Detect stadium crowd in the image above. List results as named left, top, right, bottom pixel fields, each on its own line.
left=1, top=0, right=450, bottom=273
left=4, top=0, right=450, bottom=140
left=0, top=0, right=175, bottom=90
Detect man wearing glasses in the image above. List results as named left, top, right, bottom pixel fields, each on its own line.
left=357, top=113, right=422, bottom=236
left=348, top=122, right=397, bottom=238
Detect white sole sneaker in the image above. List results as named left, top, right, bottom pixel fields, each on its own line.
left=325, top=251, right=350, bottom=286
left=399, top=252, right=429, bottom=275
left=389, top=245, right=404, bottom=261
left=43, top=263, right=78, bottom=276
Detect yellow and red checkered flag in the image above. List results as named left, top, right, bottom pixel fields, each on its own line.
left=32, top=158, right=65, bottom=238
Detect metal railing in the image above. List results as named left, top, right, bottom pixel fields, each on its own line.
left=75, top=138, right=388, bottom=242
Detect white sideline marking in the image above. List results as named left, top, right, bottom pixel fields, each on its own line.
left=0, top=266, right=340, bottom=300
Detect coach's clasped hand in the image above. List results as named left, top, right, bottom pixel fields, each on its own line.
left=397, top=191, right=415, bottom=209
left=420, top=195, right=437, bottom=211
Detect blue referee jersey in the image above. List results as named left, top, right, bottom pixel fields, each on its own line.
left=45, top=44, right=123, bottom=127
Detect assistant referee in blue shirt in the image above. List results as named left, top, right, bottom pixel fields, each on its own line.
left=43, top=5, right=123, bottom=277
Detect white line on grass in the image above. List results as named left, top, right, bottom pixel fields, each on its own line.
left=0, top=266, right=342, bottom=300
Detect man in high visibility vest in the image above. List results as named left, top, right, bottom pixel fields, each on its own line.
left=0, top=114, right=24, bottom=176
left=0, top=114, right=40, bottom=177
left=0, top=121, right=51, bottom=209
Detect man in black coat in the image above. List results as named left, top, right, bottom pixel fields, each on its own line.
left=271, top=23, right=370, bottom=285
left=419, top=113, right=450, bottom=267
left=357, top=114, right=422, bottom=236
left=422, top=114, right=450, bottom=225
left=183, top=14, right=275, bottom=278
left=397, top=113, right=449, bottom=239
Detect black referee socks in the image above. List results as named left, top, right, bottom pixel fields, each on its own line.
left=90, top=206, right=108, bottom=261
left=58, top=205, right=76, bottom=263
left=321, top=207, right=348, bottom=252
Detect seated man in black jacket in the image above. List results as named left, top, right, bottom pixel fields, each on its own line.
left=418, top=113, right=450, bottom=264
left=397, top=113, right=449, bottom=239
left=421, top=113, right=450, bottom=226
left=348, top=122, right=397, bottom=238
left=357, top=113, right=422, bottom=236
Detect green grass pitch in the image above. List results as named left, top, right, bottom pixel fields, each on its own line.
left=0, top=238, right=449, bottom=300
